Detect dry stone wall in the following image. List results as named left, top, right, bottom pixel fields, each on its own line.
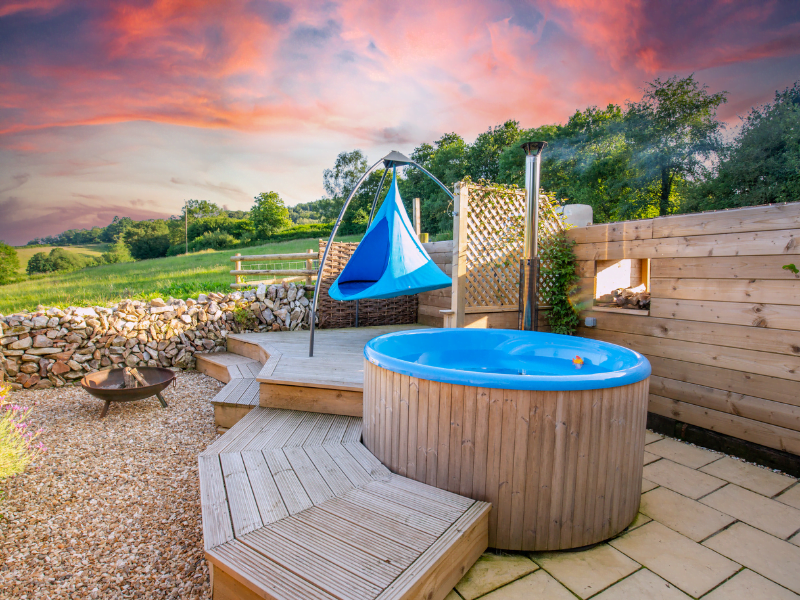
left=0, top=282, right=313, bottom=390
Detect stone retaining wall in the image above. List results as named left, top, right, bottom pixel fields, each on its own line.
left=0, top=282, right=312, bottom=390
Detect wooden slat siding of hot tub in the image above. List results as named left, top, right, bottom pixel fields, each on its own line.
left=363, top=361, right=649, bottom=550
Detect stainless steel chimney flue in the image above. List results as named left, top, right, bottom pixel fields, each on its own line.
left=519, top=141, right=547, bottom=331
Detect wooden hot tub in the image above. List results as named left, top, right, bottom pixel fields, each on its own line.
left=362, top=329, right=651, bottom=551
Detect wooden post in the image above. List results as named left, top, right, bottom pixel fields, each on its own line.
left=452, top=182, right=469, bottom=328
left=234, top=253, right=242, bottom=286
left=413, top=197, right=421, bottom=237
left=306, top=249, right=315, bottom=286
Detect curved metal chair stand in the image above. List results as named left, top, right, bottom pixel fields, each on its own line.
left=308, top=150, right=454, bottom=357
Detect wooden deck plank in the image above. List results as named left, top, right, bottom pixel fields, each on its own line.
left=198, top=454, right=235, bottom=550
left=303, top=446, right=358, bottom=496
left=266, top=517, right=403, bottom=587
left=343, top=442, right=391, bottom=481
left=240, top=450, right=289, bottom=526
left=322, top=414, right=351, bottom=445
left=374, top=502, right=490, bottom=600
left=294, top=507, right=418, bottom=568
left=264, top=449, right=314, bottom=515
left=284, top=412, right=322, bottom=447
left=302, top=413, right=336, bottom=447
left=360, top=481, right=465, bottom=522
left=283, top=447, right=335, bottom=505
left=317, top=497, right=436, bottom=552
left=209, top=540, right=339, bottom=600
left=321, top=444, right=374, bottom=487
left=243, top=528, right=384, bottom=600
left=342, top=488, right=451, bottom=535
left=220, top=452, right=263, bottom=537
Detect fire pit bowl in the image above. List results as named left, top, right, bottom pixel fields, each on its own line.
left=81, top=367, right=176, bottom=418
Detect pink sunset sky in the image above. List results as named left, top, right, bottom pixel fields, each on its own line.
left=1, top=0, right=798, bottom=245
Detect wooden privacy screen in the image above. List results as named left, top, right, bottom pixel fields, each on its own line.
left=453, top=184, right=564, bottom=314
left=316, top=240, right=418, bottom=329
left=568, top=203, right=800, bottom=455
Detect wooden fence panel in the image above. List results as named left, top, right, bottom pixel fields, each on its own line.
left=568, top=202, right=800, bottom=456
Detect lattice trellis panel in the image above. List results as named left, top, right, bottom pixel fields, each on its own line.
left=463, top=184, right=565, bottom=309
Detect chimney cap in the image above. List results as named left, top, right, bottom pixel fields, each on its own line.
left=520, top=141, right=548, bottom=155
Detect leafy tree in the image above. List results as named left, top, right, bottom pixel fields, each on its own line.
left=26, top=252, right=54, bottom=275
left=101, top=216, right=133, bottom=243
left=122, top=221, right=171, bottom=260
left=687, top=82, right=800, bottom=211
left=624, top=75, right=727, bottom=215
left=466, top=120, right=522, bottom=181
left=0, top=242, right=20, bottom=284
left=181, top=199, right=224, bottom=220
left=400, top=133, right=468, bottom=233
left=251, top=192, right=290, bottom=238
left=100, top=240, right=133, bottom=264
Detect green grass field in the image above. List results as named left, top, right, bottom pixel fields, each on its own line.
left=0, top=236, right=361, bottom=314
left=14, top=244, right=112, bottom=273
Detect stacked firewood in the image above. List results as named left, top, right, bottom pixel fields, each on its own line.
left=597, top=284, right=651, bottom=310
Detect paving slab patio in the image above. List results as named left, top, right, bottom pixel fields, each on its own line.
left=591, top=569, right=691, bottom=600
left=532, top=543, right=639, bottom=598
left=702, top=569, right=800, bottom=600
left=455, top=553, right=538, bottom=600
left=646, top=438, right=721, bottom=469
left=643, top=458, right=726, bottom=499
left=640, top=487, right=735, bottom=542
left=446, top=432, right=800, bottom=599
left=700, top=483, right=800, bottom=539
left=608, top=521, right=739, bottom=597
left=777, top=483, right=800, bottom=510
left=700, top=457, right=795, bottom=497
left=703, top=522, right=800, bottom=594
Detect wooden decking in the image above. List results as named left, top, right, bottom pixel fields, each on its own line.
left=196, top=352, right=263, bottom=429
left=229, top=326, right=422, bottom=417
left=200, top=407, right=490, bottom=600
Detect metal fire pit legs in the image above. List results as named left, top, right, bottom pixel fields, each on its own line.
left=98, top=392, right=168, bottom=418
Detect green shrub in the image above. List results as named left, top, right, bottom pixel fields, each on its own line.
left=189, top=230, right=239, bottom=252
left=27, top=247, right=97, bottom=275
left=233, top=307, right=257, bottom=330
left=101, top=240, right=133, bottom=264
left=263, top=223, right=334, bottom=242
left=0, top=384, right=46, bottom=485
left=0, top=242, right=20, bottom=284
left=540, top=231, right=581, bottom=335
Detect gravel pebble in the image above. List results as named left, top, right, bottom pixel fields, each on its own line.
left=0, top=371, right=223, bottom=599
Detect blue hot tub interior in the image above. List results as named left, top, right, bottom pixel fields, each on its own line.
left=365, top=329, right=651, bottom=391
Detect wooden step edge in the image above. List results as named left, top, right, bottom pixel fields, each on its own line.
left=375, top=500, right=491, bottom=600
left=227, top=336, right=271, bottom=364
left=196, top=354, right=234, bottom=384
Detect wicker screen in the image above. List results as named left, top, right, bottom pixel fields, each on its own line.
left=464, top=185, right=564, bottom=309
left=316, top=240, right=419, bottom=329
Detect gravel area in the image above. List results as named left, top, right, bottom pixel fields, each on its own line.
left=0, top=370, right=224, bottom=600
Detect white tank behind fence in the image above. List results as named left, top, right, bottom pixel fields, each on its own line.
left=555, top=204, right=593, bottom=228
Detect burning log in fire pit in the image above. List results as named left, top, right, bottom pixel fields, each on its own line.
left=596, top=283, right=651, bottom=311
left=80, top=367, right=175, bottom=418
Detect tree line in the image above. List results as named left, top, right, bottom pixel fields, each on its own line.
left=298, top=75, right=799, bottom=234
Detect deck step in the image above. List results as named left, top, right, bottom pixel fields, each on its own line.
left=200, top=407, right=490, bottom=600
left=197, top=352, right=264, bottom=429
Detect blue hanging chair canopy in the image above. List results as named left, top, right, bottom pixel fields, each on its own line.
left=328, top=173, right=451, bottom=301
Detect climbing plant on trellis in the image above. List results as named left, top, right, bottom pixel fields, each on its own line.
left=458, top=181, right=565, bottom=310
